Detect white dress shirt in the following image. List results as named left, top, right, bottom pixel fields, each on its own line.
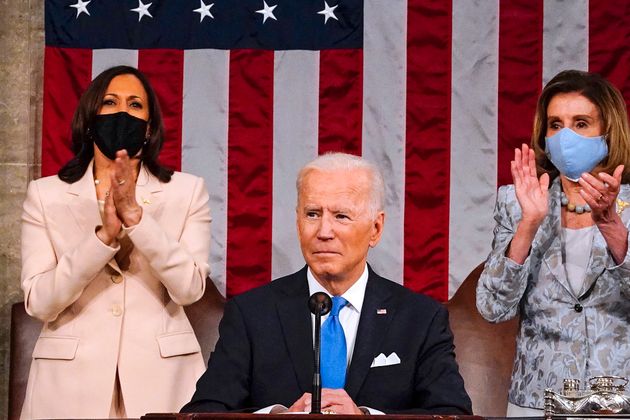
left=307, top=264, right=368, bottom=366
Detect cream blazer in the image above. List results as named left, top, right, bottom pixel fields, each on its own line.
left=20, top=162, right=211, bottom=419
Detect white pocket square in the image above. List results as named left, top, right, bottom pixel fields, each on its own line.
left=370, top=352, right=401, bottom=368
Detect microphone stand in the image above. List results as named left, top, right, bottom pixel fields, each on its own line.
left=311, top=308, right=323, bottom=414
left=308, top=292, right=331, bottom=415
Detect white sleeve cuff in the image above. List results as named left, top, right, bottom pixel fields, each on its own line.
left=360, top=406, right=385, bottom=415
left=253, top=404, right=288, bottom=414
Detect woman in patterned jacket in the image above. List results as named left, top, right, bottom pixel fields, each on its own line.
left=477, top=70, right=630, bottom=416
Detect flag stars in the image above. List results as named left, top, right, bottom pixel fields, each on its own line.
left=70, top=0, right=91, bottom=18
left=193, top=0, right=214, bottom=22
left=318, top=1, right=338, bottom=24
left=256, top=0, right=277, bottom=24
left=131, top=0, right=153, bottom=22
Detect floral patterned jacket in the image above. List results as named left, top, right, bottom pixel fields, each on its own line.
left=476, top=177, right=630, bottom=409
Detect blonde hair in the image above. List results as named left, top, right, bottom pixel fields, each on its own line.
left=531, top=70, right=630, bottom=182
left=296, top=152, right=385, bottom=218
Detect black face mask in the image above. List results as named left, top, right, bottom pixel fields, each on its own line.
left=92, top=112, right=148, bottom=160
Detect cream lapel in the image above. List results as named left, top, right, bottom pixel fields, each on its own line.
left=66, top=161, right=123, bottom=275
left=66, top=161, right=103, bottom=238
left=134, top=164, right=164, bottom=221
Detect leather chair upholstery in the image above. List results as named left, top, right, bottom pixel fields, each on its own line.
left=446, top=262, right=519, bottom=416
left=8, top=278, right=225, bottom=420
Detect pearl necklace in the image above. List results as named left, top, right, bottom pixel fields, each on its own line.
left=561, top=192, right=590, bottom=214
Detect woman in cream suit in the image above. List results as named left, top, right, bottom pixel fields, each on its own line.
left=477, top=70, right=630, bottom=415
left=20, top=66, right=210, bottom=419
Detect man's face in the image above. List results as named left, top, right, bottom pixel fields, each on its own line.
left=296, top=168, right=384, bottom=285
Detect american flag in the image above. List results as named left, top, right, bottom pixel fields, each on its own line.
left=43, top=0, right=630, bottom=301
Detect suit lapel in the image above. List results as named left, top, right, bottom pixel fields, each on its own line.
left=540, top=178, right=575, bottom=297
left=275, top=268, right=314, bottom=393
left=66, top=164, right=124, bottom=274
left=345, top=270, right=394, bottom=399
left=134, top=164, right=164, bottom=220
left=66, top=161, right=102, bottom=236
left=578, top=230, right=606, bottom=299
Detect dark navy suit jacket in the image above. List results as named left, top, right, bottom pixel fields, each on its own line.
left=182, top=266, right=472, bottom=414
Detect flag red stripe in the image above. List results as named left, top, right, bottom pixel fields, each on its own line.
left=588, top=2, right=630, bottom=111
left=497, top=0, right=543, bottom=187
left=404, top=0, right=452, bottom=301
left=41, top=47, right=92, bottom=177
left=318, top=49, right=363, bottom=156
left=226, top=50, right=274, bottom=298
left=138, top=49, right=184, bottom=171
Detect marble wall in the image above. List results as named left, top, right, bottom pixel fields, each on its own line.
left=0, top=0, right=44, bottom=417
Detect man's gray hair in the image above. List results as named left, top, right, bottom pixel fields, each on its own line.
left=296, top=152, right=385, bottom=218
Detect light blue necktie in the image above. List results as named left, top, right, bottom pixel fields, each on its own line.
left=320, top=296, right=348, bottom=389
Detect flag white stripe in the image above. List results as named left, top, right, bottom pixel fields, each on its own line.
left=271, top=50, right=320, bottom=280
left=182, top=49, right=230, bottom=296
left=91, top=49, right=138, bottom=79
left=449, top=0, right=500, bottom=297
left=362, top=0, right=408, bottom=285
left=542, top=0, right=589, bottom=85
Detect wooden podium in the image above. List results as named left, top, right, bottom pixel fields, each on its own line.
left=142, top=414, right=484, bottom=420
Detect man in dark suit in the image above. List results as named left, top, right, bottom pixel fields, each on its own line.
left=182, top=153, right=472, bottom=415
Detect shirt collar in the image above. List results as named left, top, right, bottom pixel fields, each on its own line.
left=306, top=264, right=368, bottom=313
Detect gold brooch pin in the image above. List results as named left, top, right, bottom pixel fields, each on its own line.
left=616, top=198, right=629, bottom=215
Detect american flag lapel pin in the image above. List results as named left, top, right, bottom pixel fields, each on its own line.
left=377, top=308, right=387, bottom=315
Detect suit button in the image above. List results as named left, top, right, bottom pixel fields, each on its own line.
left=110, top=274, right=123, bottom=284
left=574, top=303, right=583, bottom=313
left=112, top=304, right=123, bottom=317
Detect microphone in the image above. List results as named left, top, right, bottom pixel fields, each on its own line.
left=308, top=292, right=332, bottom=414
left=308, top=291, right=332, bottom=317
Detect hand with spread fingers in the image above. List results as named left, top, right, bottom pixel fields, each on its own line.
left=110, top=149, right=143, bottom=227
left=511, top=143, right=550, bottom=226
left=506, top=143, right=550, bottom=264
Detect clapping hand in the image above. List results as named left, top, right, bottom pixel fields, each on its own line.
left=110, top=149, right=143, bottom=227
left=579, top=165, right=624, bottom=224
left=511, top=144, right=549, bottom=227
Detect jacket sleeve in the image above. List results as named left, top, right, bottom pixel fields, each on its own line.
left=400, top=305, right=472, bottom=415
left=476, top=185, right=531, bottom=323
left=125, top=175, right=211, bottom=306
left=21, top=180, right=119, bottom=322
left=603, top=190, right=630, bottom=296
left=180, top=298, right=254, bottom=413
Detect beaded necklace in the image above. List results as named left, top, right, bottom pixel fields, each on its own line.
left=561, top=192, right=590, bottom=214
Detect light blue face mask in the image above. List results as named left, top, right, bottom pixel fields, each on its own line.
left=545, top=127, right=608, bottom=182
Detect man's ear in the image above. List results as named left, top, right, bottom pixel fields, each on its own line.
left=369, top=211, right=385, bottom=248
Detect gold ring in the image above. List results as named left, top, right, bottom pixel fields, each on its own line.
left=322, top=409, right=336, bottom=415
left=118, top=179, right=126, bottom=185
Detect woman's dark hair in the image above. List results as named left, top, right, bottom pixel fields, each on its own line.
left=58, top=65, right=173, bottom=183
left=531, top=69, right=630, bottom=182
